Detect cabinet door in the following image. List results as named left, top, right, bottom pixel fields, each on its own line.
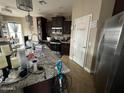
left=37, top=17, right=47, bottom=40
left=46, top=22, right=52, bottom=36
left=52, top=17, right=65, bottom=27
left=61, top=43, right=70, bottom=55
left=63, top=21, right=71, bottom=34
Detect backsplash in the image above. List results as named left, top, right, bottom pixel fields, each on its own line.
left=50, top=34, right=70, bottom=42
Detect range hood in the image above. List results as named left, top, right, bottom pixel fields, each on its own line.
left=51, top=16, right=65, bottom=29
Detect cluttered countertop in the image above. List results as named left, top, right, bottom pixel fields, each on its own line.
left=0, top=44, right=70, bottom=90
left=42, top=40, right=70, bottom=44
left=42, top=34, right=71, bottom=44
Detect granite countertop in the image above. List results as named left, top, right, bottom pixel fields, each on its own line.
left=42, top=40, right=70, bottom=44
left=0, top=45, right=70, bottom=90
left=0, top=41, right=10, bottom=45
left=60, top=41, right=70, bottom=44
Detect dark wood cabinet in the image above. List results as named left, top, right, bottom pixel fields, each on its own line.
left=24, top=78, right=55, bottom=93
left=45, top=16, right=71, bottom=35
left=52, top=17, right=65, bottom=27
left=42, top=41, right=70, bottom=55
left=113, top=0, right=124, bottom=15
left=63, top=21, right=71, bottom=34
left=0, top=31, right=2, bottom=37
left=46, top=20, right=72, bottom=35
left=61, top=43, right=70, bottom=55
left=46, top=22, right=52, bottom=36
left=37, top=17, right=47, bottom=40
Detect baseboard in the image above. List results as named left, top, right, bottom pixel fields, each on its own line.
left=69, top=56, right=73, bottom=60
left=69, top=57, right=95, bottom=74
left=84, top=67, right=91, bottom=73
left=84, top=67, right=95, bottom=74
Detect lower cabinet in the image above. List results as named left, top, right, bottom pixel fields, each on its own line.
left=24, top=79, right=54, bottom=93
left=42, top=41, right=70, bottom=55
left=61, top=43, right=70, bottom=55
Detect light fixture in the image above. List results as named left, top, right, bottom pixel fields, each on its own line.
left=25, top=12, right=33, bottom=27
left=16, top=0, right=33, bottom=12
left=16, top=0, right=33, bottom=29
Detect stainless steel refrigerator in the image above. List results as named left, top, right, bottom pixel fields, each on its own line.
left=95, top=12, right=124, bottom=93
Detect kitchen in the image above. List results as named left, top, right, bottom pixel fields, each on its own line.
left=37, top=16, right=71, bottom=56
left=0, top=0, right=124, bottom=93
left=0, top=14, right=71, bottom=93
left=0, top=0, right=72, bottom=93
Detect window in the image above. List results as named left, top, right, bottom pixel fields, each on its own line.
left=8, top=23, right=24, bottom=46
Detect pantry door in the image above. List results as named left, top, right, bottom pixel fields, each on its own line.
left=73, top=14, right=92, bottom=67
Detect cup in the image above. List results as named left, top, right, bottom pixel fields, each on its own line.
left=32, top=60, right=37, bottom=72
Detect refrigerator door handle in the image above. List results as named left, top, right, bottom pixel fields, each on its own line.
left=94, top=31, right=105, bottom=74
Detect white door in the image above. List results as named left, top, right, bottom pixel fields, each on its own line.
left=73, top=30, right=87, bottom=67
left=72, top=14, right=92, bottom=67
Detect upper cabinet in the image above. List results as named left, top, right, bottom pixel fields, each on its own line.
left=48, top=16, right=71, bottom=35
left=46, top=22, right=52, bottom=36
left=37, top=16, right=72, bottom=40
left=52, top=16, right=65, bottom=28
left=63, top=21, right=71, bottom=34
left=37, top=17, right=47, bottom=40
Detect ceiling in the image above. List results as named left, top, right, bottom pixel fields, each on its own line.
left=0, top=0, right=73, bottom=18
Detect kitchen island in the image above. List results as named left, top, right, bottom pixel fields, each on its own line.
left=42, top=40, right=70, bottom=55
left=0, top=45, right=70, bottom=93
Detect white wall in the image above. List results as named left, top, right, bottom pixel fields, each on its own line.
left=70, top=0, right=115, bottom=72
